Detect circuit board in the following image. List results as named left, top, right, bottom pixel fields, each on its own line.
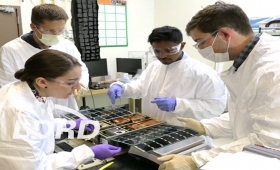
left=65, top=107, right=133, bottom=122
left=109, top=124, right=199, bottom=152
left=63, top=107, right=201, bottom=153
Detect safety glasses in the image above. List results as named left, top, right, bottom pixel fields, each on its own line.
left=192, top=30, right=218, bottom=49
left=35, top=25, right=66, bottom=35
left=47, top=77, right=81, bottom=88
left=149, top=43, right=181, bottom=56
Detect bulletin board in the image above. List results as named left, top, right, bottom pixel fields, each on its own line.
left=97, top=0, right=128, bottom=47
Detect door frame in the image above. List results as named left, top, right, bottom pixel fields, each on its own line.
left=0, top=5, right=23, bottom=36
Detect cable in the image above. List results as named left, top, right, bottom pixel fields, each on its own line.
left=90, top=89, right=96, bottom=108
left=29, top=0, right=36, bottom=6
left=115, top=97, right=122, bottom=109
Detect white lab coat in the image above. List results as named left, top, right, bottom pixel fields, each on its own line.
left=0, top=81, right=94, bottom=170
left=0, top=36, right=89, bottom=117
left=116, top=52, right=227, bottom=125
left=192, top=33, right=280, bottom=167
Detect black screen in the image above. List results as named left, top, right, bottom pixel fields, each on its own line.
left=116, top=58, right=142, bottom=76
left=84, top=59, right=108, bottom=77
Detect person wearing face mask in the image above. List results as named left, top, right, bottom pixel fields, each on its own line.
left=0, top=49, right=121, bottom=170
left=107, top=26, right=226, bottom=131
left=158, top=2, right=280, bottom=170
left=0, top=4, right=88, bottom=117
left=196, top=30, right=231, bottom=63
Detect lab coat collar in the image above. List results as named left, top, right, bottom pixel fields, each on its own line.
left=219, top=65, right=236, bottom=76
left=165, top=51, right=188, bottom=66
left=182, top=51, right=188, bottom=60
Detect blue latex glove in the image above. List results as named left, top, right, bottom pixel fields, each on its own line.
left=90, top=144, right=122, bottom=160
left=66, top=118, right=94, bottom=131
left=107, top=84, right=123, bottom=104
left=151, top=97, right=176, bottom=112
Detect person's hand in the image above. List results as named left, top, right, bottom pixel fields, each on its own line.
left=90, top=144, right=122, bottom=160
left=66, top=118, right=94, bottom=131
left=74, top=83, right=88, bottom=101
left=158, top=154, right=197, bottom=170
left=151, top=97, right=176, bottom=112
left=177, top=117, right=206, bottom=135
left=107, top=84, right=123, bottom=104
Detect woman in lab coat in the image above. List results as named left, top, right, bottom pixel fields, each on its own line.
left=0, top=49, right=121, bottom=170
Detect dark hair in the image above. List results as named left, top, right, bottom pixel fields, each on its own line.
left=148, top=26, right=183, bottom=44
left=15, top=49, right=81, bottom=84
left=186, top=1, right=253, bottom=36
left=31, top=4, right=69, bottom=25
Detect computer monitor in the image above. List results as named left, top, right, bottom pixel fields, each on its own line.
left=84, top=59, right=108, bottom=77
left=116, top=58, right=142, bottom=76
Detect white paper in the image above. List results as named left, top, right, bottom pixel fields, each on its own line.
left=116, top=14, right=126, bottom=21
left=106, top=14, right=116, bottom=21
left=116, top=22, right=126, bottom=29
left=117, top=30, right=126, bottom=37
left=99, top=30, right=106, bottom=37
left=99, top=38, right=106, bottom=46
left=99, top=4, right=105, bottom=13
left=98, top=13, right=105, bottom=21
left=98, top=22, right=106, bottom=29
left=117, top=38, right=127, bottom=45
left=106, top=22, right=116, bottom=29
left=116, top=6, right=125, bottom=14
left=106, top=30, right=117, bottom=37
left=107, top=38, right=117, bottom=45
left=105, top=5, right=115, bottom=13
left=201, top=152, right=280, bottom=170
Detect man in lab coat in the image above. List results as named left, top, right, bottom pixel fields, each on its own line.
left=158, top=2, right=280, bottom=170
left=107, top=26, right=227, bottom=127
left=0, top=4, right=88, bottom=116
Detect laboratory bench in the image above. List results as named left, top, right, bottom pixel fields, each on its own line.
left=84, top=153, right=159, bottom=170
left=76, top=89, right=130, bottom=111
left=57, top=103, right=209, bottom=170
left=77, top=89, right=141, bottom=113
left=56, top=132, right=159, bottom=170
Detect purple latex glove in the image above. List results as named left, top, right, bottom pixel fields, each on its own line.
left=90, top=144, right=122, bottom=160
left=107, top=84, right=123, bottom=104
left=66, top=118, right=94, bottom=131
left=151, top=97, right=176, bottom=112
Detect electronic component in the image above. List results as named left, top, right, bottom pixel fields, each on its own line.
left=243, top=144, right=280, bottom=159
left=62, top=107, right=207, bottom=165
left=56, top=142, right=73, bottom=152
left=64, top=107, right=132, bottom=122
left=109, top=124, right=199, bottom=152
left=105, top=128, right=126, bottom=136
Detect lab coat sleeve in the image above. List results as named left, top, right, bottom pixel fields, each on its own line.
left=200, top=112, right=233, bottom=138
left=191, top=134, right=262, bottom=167
left=45, top=145, right=94, bottom=170
left=173, top=72, right=227, bottom=120
left=53, top=118, right=68, bottom=132
left=0, top=109, right=94, bottom=170
left=0, top=46, right=18, bottom=87
left=114, top=68, right=149, bottom=99
left=191, top=72, right=280, bottom=167
left=71, top=44, right=89, bottom=88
